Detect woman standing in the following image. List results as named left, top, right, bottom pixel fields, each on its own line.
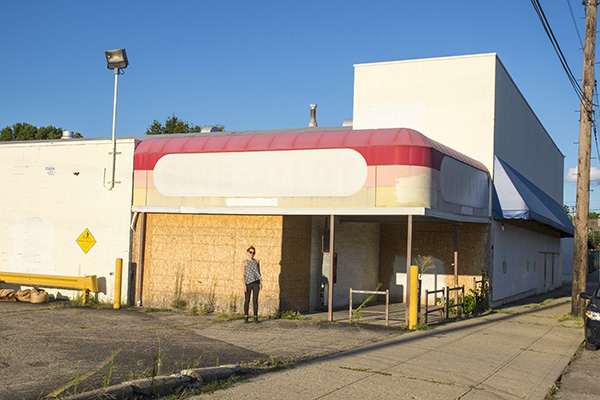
left=242, top=246, right=262, bottom=323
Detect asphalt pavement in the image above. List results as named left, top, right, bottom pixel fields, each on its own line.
left=189, top=281, right=596, bottom=400
left=0, top=274, right=597, bottom=400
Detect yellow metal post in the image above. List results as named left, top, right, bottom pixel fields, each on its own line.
left=409, top=265, right=419, bottom=329
left=114, top=258, right=123, bottom=309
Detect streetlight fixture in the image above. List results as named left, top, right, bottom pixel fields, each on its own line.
left=104, top=48, right=129, bottom=190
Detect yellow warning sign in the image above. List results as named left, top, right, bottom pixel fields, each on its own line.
left=76, top=229, right=96, bottom=254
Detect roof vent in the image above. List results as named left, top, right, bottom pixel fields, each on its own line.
left=342, top=119, right=353, bottom=128
left=61, top=130, right=75, bottom=139
left=201, top=126, right=220, bottom=133
left=309, top=104, right=317, bottom=128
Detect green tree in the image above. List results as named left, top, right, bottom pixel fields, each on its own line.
left=145, top=114, right=224, bottom=135
left=590, top=211, right=600, bottom=219
left=0, top=123, right=83, bottom=141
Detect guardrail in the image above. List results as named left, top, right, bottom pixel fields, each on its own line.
left=446, top=285, right=465, bottom=319
left=424, top=288, right=445, bottom=325
left=349, top=288, right=390, bottom=325
left=0, top=272, right=98, bottom=305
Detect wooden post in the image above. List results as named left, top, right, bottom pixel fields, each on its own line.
left=136, top=212, right=147, bottom=307
left=328, top=214, right=335, bottom=322
left=573, top=0, right=598, bottom=316
left=454, top=225, right=459, bottom=287
left=406, top=215, right=413, bottom=326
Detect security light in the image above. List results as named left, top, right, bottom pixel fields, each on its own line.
left=104, top=49, right=129, bottom=70
left=104, top=48, right=129, bottom=190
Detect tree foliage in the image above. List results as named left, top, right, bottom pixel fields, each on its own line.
left=0, top=123, right=83, bottom=141
left=145, top=114, right=224, bottom=135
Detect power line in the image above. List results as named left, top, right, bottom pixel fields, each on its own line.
left=566, top=0, right=584, bottom=48
left=530, top=0, right=592, bottom=109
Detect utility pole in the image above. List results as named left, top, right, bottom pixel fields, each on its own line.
left=572, top=0, right=598, bottom=316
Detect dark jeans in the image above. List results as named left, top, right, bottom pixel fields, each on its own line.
left=244, top=280, right=260, bottom=316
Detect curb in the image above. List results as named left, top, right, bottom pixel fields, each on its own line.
left=60, top=364, right=241, bottom=400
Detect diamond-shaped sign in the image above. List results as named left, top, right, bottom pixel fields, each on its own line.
left=76, top=229, right=96, bottom=254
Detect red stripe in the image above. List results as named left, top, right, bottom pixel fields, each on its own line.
left=133, top=128, right=485, bottom=173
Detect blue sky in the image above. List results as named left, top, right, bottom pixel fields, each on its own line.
left=0, top=1, right=596, bottom=210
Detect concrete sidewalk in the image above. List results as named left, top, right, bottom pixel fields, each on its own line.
left=191, top=286, right=588, bottom=399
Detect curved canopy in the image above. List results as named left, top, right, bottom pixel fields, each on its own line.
left=134, top=128, right=488, bottom=173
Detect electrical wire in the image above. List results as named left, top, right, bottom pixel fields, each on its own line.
left=566, top=0, right=584, bottom=49
left=593, top=82, right=600, bottom=163
left=530, top=0, right=591, bottom=111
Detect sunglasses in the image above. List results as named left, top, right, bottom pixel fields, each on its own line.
left=248, top=251, right=255, bottom=254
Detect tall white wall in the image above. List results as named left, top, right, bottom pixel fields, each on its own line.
left=353, top=53, right=497, bottom=174
left=0, top=139, right=135, bottom=302
left=493, top=59, right=564, bottom=202
left=492, top=221, right=562, bottom=305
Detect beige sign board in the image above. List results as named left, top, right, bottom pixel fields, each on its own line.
left=76, top=229, right=96, bottom=254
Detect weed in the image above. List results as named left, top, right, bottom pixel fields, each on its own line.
left=170, top=266, right=187, bottom=310
left=415, top=255, right=436, bottom=278
left=350, top=282, right=382, bottom=323
left=74, top=361, right=80, bottom=394
left=557, top=313, right=584, bottom=328
left=170, top=298, right=187, bottom=310
left=463, top=271, right=490, bottom=316
left=272, top=310, right=305, bottom=320
left=339, top=366, right=392, bottom=376
left=102, top=351, right=115, bottom=388
left=155, top=376, right=245, bottom=399
left=413, top=319, right=430, bottom=330
left=151, top=353, right=162, bottom=380
left=144, top=307, right=170, bottom=313
left=70, top=294, right=112, bottom=308
left=228, top=292, right=237, bottom=315
left=217, top=312, right=245, bottom=321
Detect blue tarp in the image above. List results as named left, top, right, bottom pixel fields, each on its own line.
left=492, top=156, right=574, bottom=237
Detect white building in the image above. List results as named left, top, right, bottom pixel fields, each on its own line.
left=353, top=53, right=572, bottom=305
left=0, top=53, right=572, bottom=310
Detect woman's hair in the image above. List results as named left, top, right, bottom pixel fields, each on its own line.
left=247, top=246, right=255, bottom=253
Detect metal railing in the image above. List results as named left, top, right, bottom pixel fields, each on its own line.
left=446, top=285, right=465, bottom=319
left=424, top=288, right=445, bottom=324
left=0, top=272, right=98, bottom=305
left=349, top=288, right=390, bottom=325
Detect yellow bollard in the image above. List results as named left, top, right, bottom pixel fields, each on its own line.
left=114, top=258, right=123, bottom=309
left=409, top=265, right=419, bottom=329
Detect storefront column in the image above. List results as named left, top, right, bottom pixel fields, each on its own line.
left=405, top=215, right=413, bottom=326
left=328, top=214, right=335, bottom=322
left=454, top=224, right=459, bottom=287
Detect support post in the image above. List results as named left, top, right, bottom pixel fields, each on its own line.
left=573, top=0, right=598, bottom=316
left=136, top=212, right=147, bottom=307
left=406, top=215, right=413, bottom=326
left=409, top=265, right=419, bottom=329
left=328, top=214, right=335, bottom=322
left=454, top=225, right=459, bottom=287
left=114, top=258, right=123, bottom=309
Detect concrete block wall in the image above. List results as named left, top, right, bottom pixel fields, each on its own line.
left=334, top=221, right=381, bottom=307
left=379, top=222, right=490, bottom=302
left=0, top=139, right=135, bottom=302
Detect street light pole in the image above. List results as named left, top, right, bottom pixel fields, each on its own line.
left=104, top=48, right=129, bottom=191
left=109, top=67, right=120, bottom=190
